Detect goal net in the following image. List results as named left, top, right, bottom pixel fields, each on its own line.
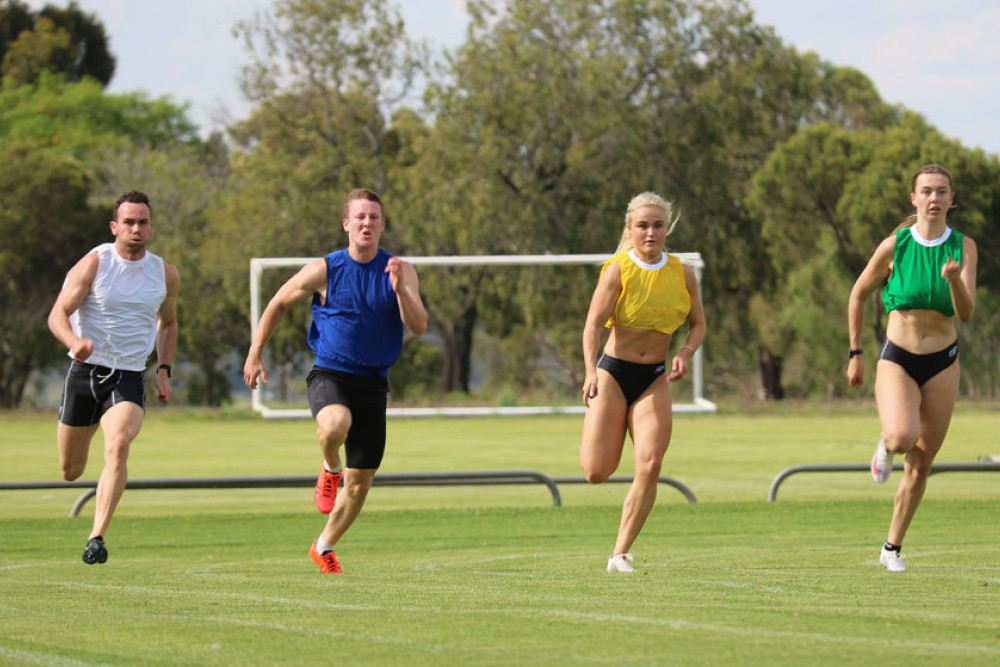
left=249, top=253, right=716, bottom=419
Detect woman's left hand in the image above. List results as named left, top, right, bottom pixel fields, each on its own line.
left=668, top=355, right=689, bottom=382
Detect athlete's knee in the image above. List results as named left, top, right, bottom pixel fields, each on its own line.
left=316, top=409, right=351, bottom=445
left=61, top=463, right=85, bottom=481
left=882, top=430, right=919, bottom=454
left=103, top=435, right=133, bottom=467
left=342, top=471, right=374, bottom=498
left=904, top=449, right=937, bottom=477
left=634, top=456, right=664, bottom=481
left=583, top=467, right=611, bottom=484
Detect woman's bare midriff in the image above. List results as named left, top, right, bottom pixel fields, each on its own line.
left=603, top=325, right=671, bottom=363
left=886, top=309, right=956, bottom=354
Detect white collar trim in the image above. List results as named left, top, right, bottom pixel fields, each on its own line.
left=628, top=249, right=668, bottom=270
left=908, top=225, right=952, bottom=247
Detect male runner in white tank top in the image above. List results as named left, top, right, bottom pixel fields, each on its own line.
left=48, top=190, right=180, bottom=565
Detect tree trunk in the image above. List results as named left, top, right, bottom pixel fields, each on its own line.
left=439, top=300, right=477, bottom=393
left=758, top=349, right=784, bottom=400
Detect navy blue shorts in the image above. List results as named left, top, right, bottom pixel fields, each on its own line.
left=306, top=366, right=389, bottom=469
left=58, top=361, right=146, bottom=427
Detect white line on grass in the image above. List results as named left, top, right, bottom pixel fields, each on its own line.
left=0, top=646, right=103, bottom=667
left=32, top=581, right=1000, bottom=658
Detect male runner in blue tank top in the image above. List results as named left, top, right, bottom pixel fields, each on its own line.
left=244, top=188, right=427, bottom=574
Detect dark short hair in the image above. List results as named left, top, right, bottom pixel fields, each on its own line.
left=343, top=188, right=383, bottom=218
left=113, top=190, right=152, bottom=220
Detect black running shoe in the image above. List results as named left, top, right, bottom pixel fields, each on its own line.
left=82, top=537, right=108, bottom=564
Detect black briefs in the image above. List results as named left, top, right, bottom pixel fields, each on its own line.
left=597, top=353, right=666, bottom=405
left=879, top=339, right=958, bottom=387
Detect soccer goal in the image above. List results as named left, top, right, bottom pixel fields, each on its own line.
left=249, top=253, right=716, bottom=419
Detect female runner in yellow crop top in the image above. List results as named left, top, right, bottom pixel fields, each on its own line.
left=580, top=192, right=706, bottom=573
left=847, top=164, right=977, bottom=572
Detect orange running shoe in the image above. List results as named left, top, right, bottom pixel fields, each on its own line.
left=314, top=467, right=342, bottom=514
left=309, top=539, right=344, bottom=574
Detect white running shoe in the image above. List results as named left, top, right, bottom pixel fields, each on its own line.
left=880, top=546, right=906, bottom=572
left=606, top=553, right=635, bottom=573
left=871, top=439, right=893, bottom=483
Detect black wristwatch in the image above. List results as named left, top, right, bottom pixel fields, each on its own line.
left=849, top=349, right=862, bottom=358
left=157, top=364, right=172, bottom=378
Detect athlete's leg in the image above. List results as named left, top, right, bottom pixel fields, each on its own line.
left=90, top=401, right=144, bottom=539
left=874, top=359, right=922, bottom=455
left=612, top=377, right=672, bottom=556
left=887, top=362, right=959, bottom=545
left=58, top=422, right=100, bottom=481
left=580, top=369, right=629, bottom=483
left=315, top=404, right=351, bottom=470
left=318, top=467, right=377, bottom=545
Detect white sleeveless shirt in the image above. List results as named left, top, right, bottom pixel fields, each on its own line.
left=69, top=243, right=167, bottom=371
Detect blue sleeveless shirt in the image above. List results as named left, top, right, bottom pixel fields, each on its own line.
left=309, top=248, right=403, bottom=377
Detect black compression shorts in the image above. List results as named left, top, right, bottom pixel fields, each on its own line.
left=306, top=366, right=389, bottom=469
left=58, top=361, right=146, bottom=427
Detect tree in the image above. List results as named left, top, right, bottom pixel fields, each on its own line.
left=0, top=74, right=201, bottom=408
left=748, top=114, right=1000, bottom=398
left=2, top=15, right=73, bottom=85
left=1, top=0, right=114, bottom=87
left=233, top=0, right=428, bottom=196
left=38, top=1, right=115, bottom=84
left=0, top=71, right=198, bottom=153
left=414, top=0, right=892, bottom=398
left=0, top=141, right=100, bottom=407
left=0, top=0, right=33, bottom=60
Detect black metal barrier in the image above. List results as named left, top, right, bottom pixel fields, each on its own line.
left=768, top=461, right=1000, bottom=501
left=0, top=471, right=697, bottom=517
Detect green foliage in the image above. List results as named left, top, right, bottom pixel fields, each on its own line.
left=0, top=70, right=198, bottom=153
left=0, top=71, right=208, bottom=408
left=232, top=0, right=429, bottom=196
left=0, top=0, right=114, bottom=87
left=748, top=116, right=1000, bottom=398
left=390, top=337, right=445, bottom=401
left=0, top=140, right=100, bottom=407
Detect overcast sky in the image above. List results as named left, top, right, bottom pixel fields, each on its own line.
left=22, top=0, right=1000, bottom=156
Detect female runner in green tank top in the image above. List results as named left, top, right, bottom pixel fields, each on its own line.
left=847, top=164, right=978, bottom=572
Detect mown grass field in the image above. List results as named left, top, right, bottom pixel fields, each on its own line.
left=2, top=404, right=999, bottom=665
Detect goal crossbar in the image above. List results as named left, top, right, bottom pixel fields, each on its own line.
left=249, top=253, right=715, bottom=419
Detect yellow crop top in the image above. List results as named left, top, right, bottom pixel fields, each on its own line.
left=602, top=250, right=691, bottom=335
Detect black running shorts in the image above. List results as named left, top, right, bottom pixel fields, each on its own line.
left=58, top=361, right=146, bottom=427
left=306, top=366, right=389, bottom=470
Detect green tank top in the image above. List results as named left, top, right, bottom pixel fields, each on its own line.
left=882, top=226, right=963, bottom=317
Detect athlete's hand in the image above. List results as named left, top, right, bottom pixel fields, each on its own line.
left=70, top=338, right=94, bottom=362
left=156, top=374, right=172, bottom=404
left=941, top=257, right=962, bottom=283
left=243, top=354, right=268, bottom=389
left=582, top=374, right=599, bottom=407
left=668, top=355, right=689, bottom=382
left=386, top=256, right=406, bottom=291
left=847, top=355, right=863, bottom=387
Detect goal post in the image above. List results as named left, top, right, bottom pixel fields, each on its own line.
left=249, top=253, right=716, bottom=419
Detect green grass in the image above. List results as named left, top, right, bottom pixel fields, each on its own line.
left=2, top=405, right=1000, bottom=665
